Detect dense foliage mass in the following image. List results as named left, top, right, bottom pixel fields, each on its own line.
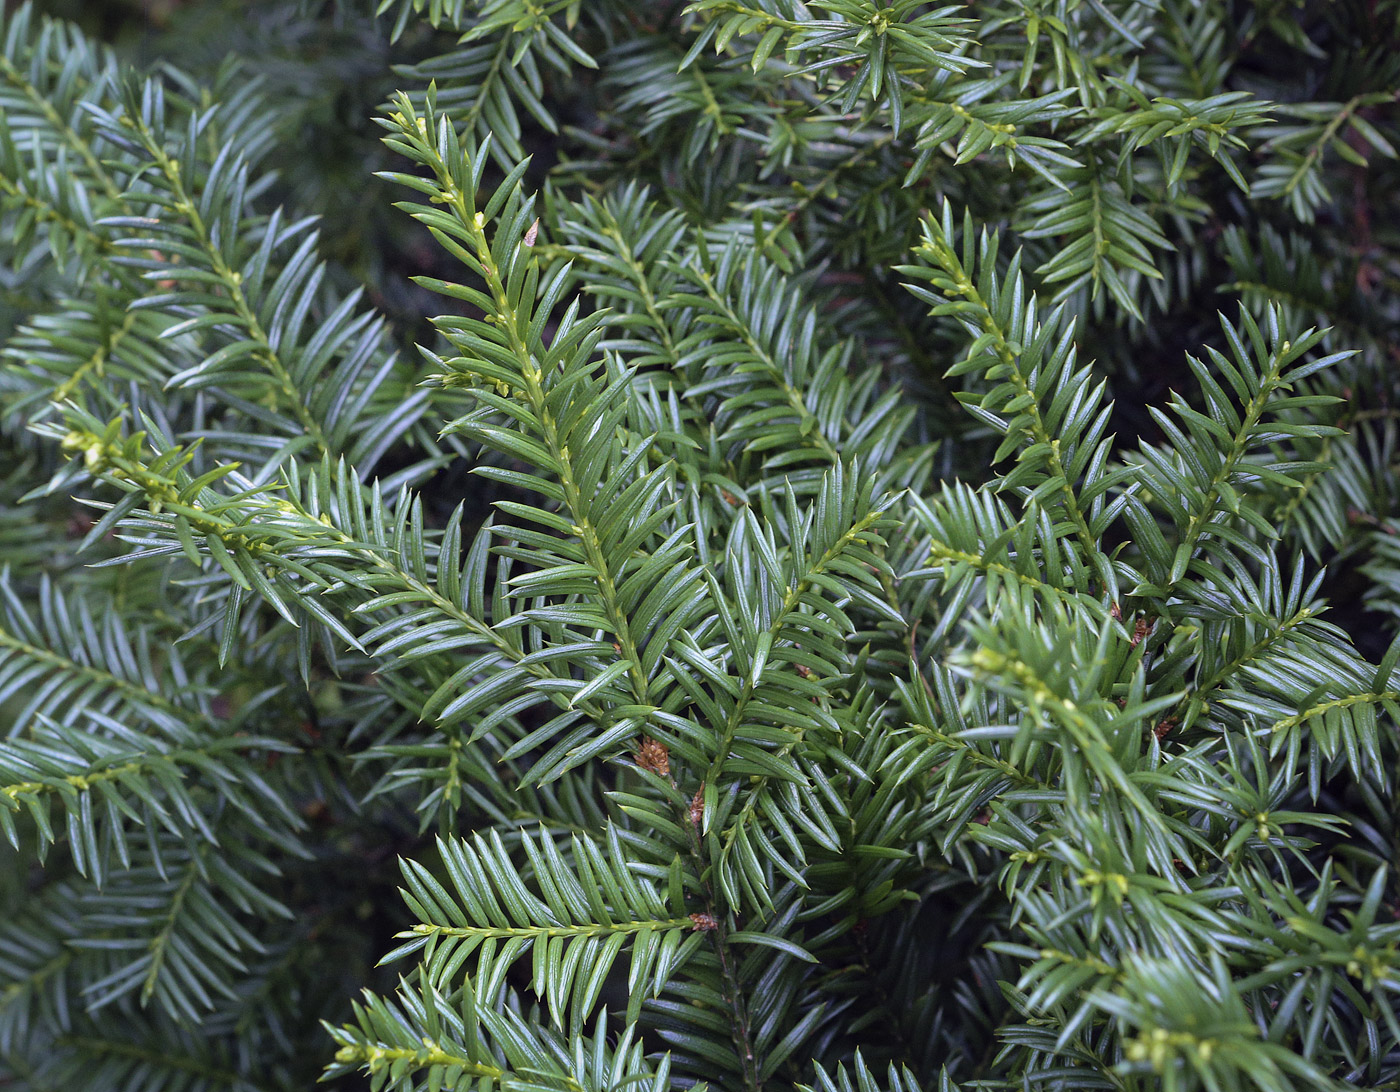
left=1, top=1, right=1399, bottom=1090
